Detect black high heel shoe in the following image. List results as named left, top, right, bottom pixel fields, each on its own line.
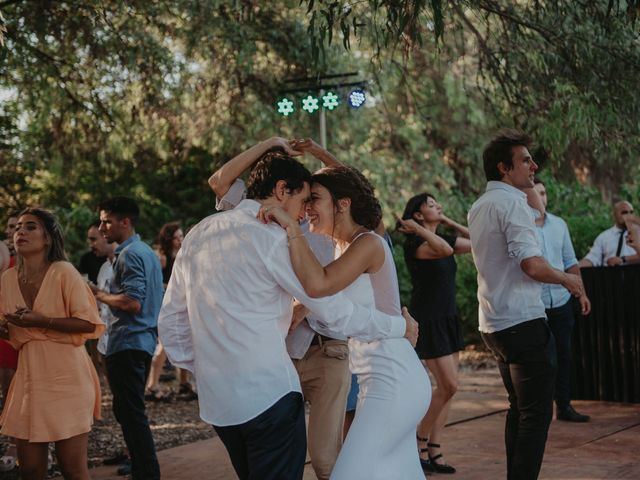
left=425, top=441, right=456, bottom=474
left=417, top=435, right=432, bottom=472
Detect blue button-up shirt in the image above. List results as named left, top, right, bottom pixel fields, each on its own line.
left=107, top=233, right=163, bottom=357
left=536, top=212, right=578, bottom=309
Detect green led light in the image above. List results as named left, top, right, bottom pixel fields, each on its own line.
left=277, top=98, right=295, bottom=116
left=322, top=91, right=340, bottom=110
left=302, top=95, right=319, bottom=113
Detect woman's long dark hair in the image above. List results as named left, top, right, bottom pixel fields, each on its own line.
left=156, top=221, right=181, bottom=259
left=16, top=208, right=68, bottom=267
left=397, top=193, right=436, bottom=234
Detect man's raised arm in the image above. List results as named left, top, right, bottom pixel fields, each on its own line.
left=208, top=137, right=302, bottom=199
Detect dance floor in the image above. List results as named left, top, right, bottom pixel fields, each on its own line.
left=84, top=366, right=640, bottom=479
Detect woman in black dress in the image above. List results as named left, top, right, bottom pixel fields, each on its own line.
left=156, top=221, right=184, bottom=286
left=398, top=193, right=471, bottom=474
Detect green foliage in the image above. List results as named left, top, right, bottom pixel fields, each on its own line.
left=303, top=0, right=445, bottom=63
left=1, top=0, right=637, bottom=340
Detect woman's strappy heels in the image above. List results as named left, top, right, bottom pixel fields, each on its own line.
left=417, top=436, right=456, bottom=474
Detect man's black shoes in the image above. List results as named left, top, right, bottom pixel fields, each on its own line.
left=557, top=405, right=590, bottom=422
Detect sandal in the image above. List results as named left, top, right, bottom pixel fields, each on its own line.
left=416, top=435, right=431, bottom=472
left=426, top=442, right=456, bottom=474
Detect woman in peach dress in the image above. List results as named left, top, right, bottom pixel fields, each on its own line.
left=0, top=208, right=103, bottom=480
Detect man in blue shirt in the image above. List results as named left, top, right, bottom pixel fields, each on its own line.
left=93, top=197, right=163, bottom=479
left=533, top=179, right=591, bottom=422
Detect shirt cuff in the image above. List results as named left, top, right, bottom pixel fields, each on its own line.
left=564, top=260, right=578, bottom=270
left=583, top=253, right=600, bottom=266
left=515, top=246, right=543, bottom=264
left=122, top=290, right=144, bottom=304
left=389, top=314, right=406, bottom=338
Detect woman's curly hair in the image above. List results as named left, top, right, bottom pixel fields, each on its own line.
left=311, top=165, right=382, bottom=231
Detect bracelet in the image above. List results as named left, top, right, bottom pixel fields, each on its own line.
left=46, top=317, right=54, bottom=329
left=287, top=233, right=305, bottom=245
left=621, top=256, right=626, bottom=264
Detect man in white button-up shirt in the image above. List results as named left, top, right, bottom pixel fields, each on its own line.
left=158, top=148, right=416, bottom=480
left=578, top=200, right=638, bottom=267
left=468, top=130, right=589, bottom=480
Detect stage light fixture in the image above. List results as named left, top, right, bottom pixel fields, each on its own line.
left=322, top=91, right=340, bottom=110
left=276, top=98, right=295, bottom=116
left=348, top=89, right=366, bottom=108
left=302, top=95, right=320, bottom=113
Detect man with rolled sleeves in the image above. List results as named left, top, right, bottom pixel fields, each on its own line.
left=93, top=197, right=163, bottom=480
left=468, top=130, right=590, bottom=480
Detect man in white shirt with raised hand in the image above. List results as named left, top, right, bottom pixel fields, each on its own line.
left=209, top=136, right=351, bottom=480
left=158, top=143, right=417, bottom=480
left=578, top=200, right=638, bottom=267
left=468, top=129, right=589, bottom=480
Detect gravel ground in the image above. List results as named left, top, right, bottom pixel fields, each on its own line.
left=0, top=374, right=214, bottom=479
left=0, top=345, right=496, bottom=478
left=88, top=377, right=215, bottom=468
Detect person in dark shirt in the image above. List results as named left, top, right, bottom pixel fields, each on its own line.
left=78, top=221, right=108, bottom=283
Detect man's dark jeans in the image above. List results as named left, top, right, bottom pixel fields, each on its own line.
left=481, top=318, right=557, bottom=480
left=546, top=300, right=575, bottom=409
left=214, top=392, right=306, bottom=480
left=106, top=349, right=160, bottom=480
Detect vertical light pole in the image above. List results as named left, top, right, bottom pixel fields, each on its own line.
left=319, top=88, right=327, bottom=148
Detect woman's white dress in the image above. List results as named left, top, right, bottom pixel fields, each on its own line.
left=330, top=233, right=432, bottom=480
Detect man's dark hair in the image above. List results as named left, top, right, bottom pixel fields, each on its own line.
left=246, top=149, right=312, bottom=200
left=533, top=178, right=544, bottom=186
left=98, top=197, right=140, bottom=225
left=482, top=129, right=533, bottom=182
left=88, top=220, right=101, bottom=229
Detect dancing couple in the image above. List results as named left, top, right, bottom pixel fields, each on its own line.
left=158, top=137, right=430, bottom=479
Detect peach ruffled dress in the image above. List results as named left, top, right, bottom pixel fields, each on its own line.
left=0, top=261, right=104, bottom=442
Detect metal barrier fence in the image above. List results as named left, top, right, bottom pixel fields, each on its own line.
left=572, top=265, right=640, bottom=403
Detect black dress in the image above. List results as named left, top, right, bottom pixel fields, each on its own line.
left=403, top=233, right=465, bottom=360
left=162, top=255, right=175, bottom=285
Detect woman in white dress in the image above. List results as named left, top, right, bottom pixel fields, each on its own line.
left=259, top=165, right=431, bottom=480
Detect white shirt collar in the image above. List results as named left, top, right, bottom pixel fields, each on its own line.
left=486, top=180, right=527, bottom=198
